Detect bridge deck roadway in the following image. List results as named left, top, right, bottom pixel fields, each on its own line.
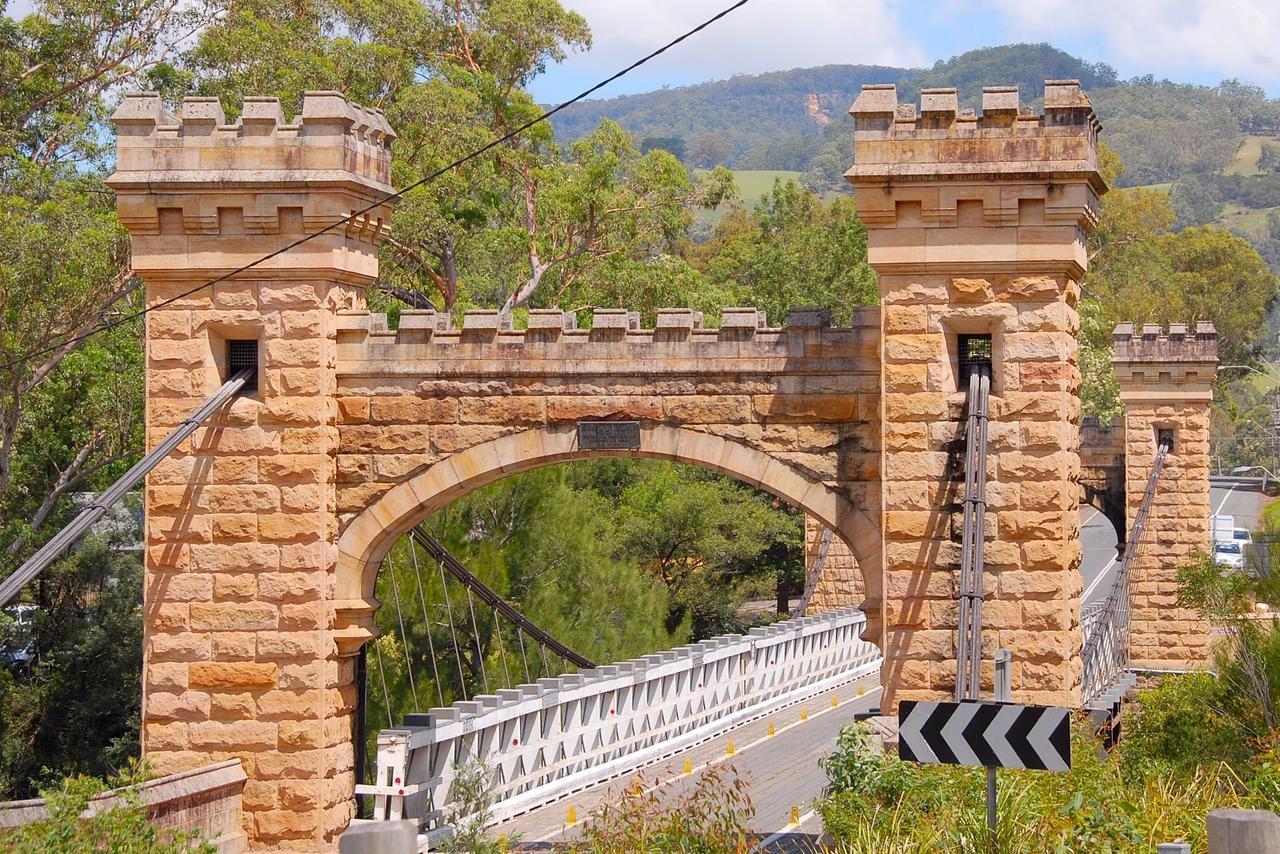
left=493, top=668, right=882, bottom=852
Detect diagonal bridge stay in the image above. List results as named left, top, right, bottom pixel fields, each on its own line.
left=1081, top=440, right=1171, bottom=711
left=0, top=369, right=257, bottom=608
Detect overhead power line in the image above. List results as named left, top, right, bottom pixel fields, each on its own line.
left=1, top=0, right=751, bottom=374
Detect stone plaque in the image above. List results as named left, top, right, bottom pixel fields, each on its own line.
left=577, top=421, right=641, bottom=450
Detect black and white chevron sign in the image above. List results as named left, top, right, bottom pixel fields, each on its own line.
left=898, top=700, right=1070, bottom=772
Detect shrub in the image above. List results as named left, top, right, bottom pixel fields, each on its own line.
left=1121, top=672, right=1250, bottom=778
left=574, top=763, right=754, bottom=853
left=0, top=762, right=212, bottom=853
left=817, top=721, right=1243, bottom=853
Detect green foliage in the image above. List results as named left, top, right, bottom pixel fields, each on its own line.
left=0, top=761, right=213, bottom=853
left=1083, top=152, right=1280, bottom=368
left=818, top=720, right=1245, bottom=853
left=905, top=43, right=1118, bottom=107
left=440, top=759, right=505, bottom=854
left=1121, top=672, right=1251, bottom=777
left=0, top=537, right=144, bottom=798
left=573, top=764, right=755, bottom=854
left=1258, top=141, right=1280, bottom=175
left=1176, top=551, right=1280, bottom=747
left=551, top=63, right=905, bottom=165
left=1093, top=80, right=1244, bottom=187
left=687, top=180, right=877, bottom=326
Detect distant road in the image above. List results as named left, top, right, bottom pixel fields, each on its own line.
left=1210, top=478, right=1267, bottom=532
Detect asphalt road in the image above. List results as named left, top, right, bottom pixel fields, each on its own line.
left=1209, top=479, right=1267, bottom=532
left=494, top=669, right=882, bottom=852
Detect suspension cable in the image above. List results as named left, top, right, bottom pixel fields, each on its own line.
left=464, top=586, right=490, bottom=694
left=516, top=626, right=532, bottom=683
left=0, top=0, right=754, bottom=376
left=372, top=640, right=393, bottom=729
left=491, top=604, right=511, bottom=690
left=437, top=559, right=469, bottom=701
left=411, top=526, right=595, bottom=667
left=386, top=550, right=419, bottom=711
left=408, top=538, right=445, bottom=707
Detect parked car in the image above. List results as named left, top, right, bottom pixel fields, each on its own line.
left=1214, top=540, right=1245, bottom=569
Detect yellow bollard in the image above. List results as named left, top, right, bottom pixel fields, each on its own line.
left=566, top=804, right=577, bottom=825
left=857, top=685, right=865, bottom=698
left=832, top=695, right=839, bottom=708
left=726, top=740, right=736, bottom=756
left=684, top=758, right=693, bottom=775
left=801, top=707, right=808, bottom=721
left=768, top=721, right=776, bottom=736
left=499, top=835, right=509, bottom=853
left=789, top=805, right=800, bottom=825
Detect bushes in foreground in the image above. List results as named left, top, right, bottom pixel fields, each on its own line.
left=817, top=718, right=1247, bottom=853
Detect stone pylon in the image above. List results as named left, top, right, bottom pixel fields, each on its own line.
left=848, top=81, right=1104, bottom=709
left=108, top=92, right=396, bottom=849
left=1113, top=322, right=1217, bottom=668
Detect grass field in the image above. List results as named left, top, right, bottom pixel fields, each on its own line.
left=730, top=169, right=803, bottom=209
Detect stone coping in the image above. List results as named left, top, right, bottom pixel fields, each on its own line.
left=0, top=759, right=246, bottom=828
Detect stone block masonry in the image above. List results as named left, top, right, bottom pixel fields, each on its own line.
left=1114, top=322, right=1217, bottom=669
left=109, top=79, right=1215, bottom=848
left=110, top=91, right=395, bottom=850
left=849, top=80, right=1104, bottom=710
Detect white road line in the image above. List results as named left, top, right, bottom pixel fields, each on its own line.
left=1213, top=485, right=1236, bottom=516
left=1083, top=554, right=1118, bottom=601
left=529, top=684, right=884, bottom=844
left=752, top=807, right=819, bottom=852
left=1080, top=506, right=1100, bottom=527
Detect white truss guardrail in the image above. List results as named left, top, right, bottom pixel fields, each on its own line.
left=358, top=607, right=880, bottom=834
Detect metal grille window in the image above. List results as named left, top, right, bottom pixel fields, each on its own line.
left=1157, top=428, right=1175, bottom=454
left=958, top=334, right=993, bottom=382
left=226, top=339, right=259, bottom=392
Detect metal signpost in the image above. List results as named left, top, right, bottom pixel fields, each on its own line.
left=899, top=650, right=1072, bottom=830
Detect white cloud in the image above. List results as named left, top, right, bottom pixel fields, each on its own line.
left=985, top=0, right=1280, bottom=86
left=549, top=0, right=928, bottom=89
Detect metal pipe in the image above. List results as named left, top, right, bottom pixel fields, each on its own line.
left=0, top=369, right=253, bottom=607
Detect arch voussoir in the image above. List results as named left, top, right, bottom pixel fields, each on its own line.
left=335, top=424, right=881, bottom=643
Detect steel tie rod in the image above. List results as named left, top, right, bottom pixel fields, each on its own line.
left=0, top=369, right=254, bottom=607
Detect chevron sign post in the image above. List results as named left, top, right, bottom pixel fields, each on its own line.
left=898, top=700, right=1071, bottom=772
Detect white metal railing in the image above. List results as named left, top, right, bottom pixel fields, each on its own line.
left=1081, top=442, right=1169, bottom=706
left=358, top=607, right=880, bottom=834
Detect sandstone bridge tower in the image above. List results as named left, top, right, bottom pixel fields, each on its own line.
left=849, top=81, right=1103, bottom=708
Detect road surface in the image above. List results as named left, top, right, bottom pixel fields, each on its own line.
left=495, top=669, right=882, bottom=852
left=1210, top=478, right=1267, bottom=532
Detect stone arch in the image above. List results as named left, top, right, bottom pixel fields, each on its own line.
left=334, top=423, right=882, bottom=646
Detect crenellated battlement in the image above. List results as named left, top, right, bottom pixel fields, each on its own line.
left=111, top=91, right=393, bottom=186
left=848, top=80, right=1100, bottom=183
left=108, top=91, right=397, bottom=279
left=334, top=306, right=881, bottom=384
left=1112, top=322, right=1218, bottom=401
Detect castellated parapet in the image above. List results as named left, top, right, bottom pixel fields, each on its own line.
left=848, top=80, right=1101, bottom=280
left=108, top=91, right=395, bottom=283
left=849, top=80, right=1104, bottom=712
left=1113, top=322, right=1218, bottom=402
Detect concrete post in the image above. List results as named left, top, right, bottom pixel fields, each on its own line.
left=1113, top=322, right=1217, bottom=668
left=108, top=91, right=396, bottom=849
left=849, top=80, right=1104, bottom=710
left=1207, top=809, right=1280, bottom=853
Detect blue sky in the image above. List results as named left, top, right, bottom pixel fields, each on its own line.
left=529, top=1, right=1280, bottom=103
